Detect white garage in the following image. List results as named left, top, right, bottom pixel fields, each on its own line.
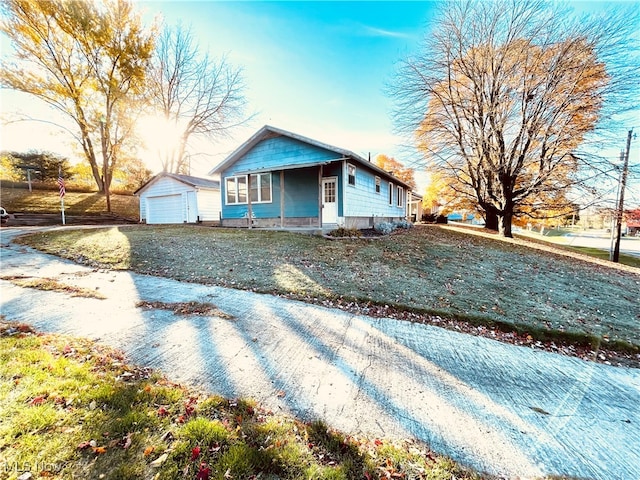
left=134, top=173, right=221, bottom=225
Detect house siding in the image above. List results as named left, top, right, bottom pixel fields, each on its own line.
left=196, top=189, right=221, bottom=222
left=343, top=162, right=405, bottom=221
left=224, top=136, right=342, bottom=176
left=284, top=168, right=319, bottom=217
left=220, top=137, right=342, bottom=221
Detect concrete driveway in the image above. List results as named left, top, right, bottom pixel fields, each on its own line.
left=1, top=227, right=639, bottom=479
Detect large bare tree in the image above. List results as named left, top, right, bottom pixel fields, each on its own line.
left=392, top=0, right=639, bottom=236
left=148, top=24, right=248, bottom=174
left=1, top=0, right=155, bottom=211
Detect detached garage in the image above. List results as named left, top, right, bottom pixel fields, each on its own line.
left=135, top=173, right=221, bottom=224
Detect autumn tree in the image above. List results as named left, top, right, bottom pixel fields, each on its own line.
left=392, top=0, right=639, bottom=236
left=0, top=0, right=155, bottom=211
left=374, top=154, right=416, bottom=190
left=2, top=151, right=72, bottom=182
left=147, top=23, right=247, bottom=174
left=422, top=170, right=479, bottom=216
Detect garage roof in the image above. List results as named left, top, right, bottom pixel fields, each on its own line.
left=134, top=173, right=220, bottom=195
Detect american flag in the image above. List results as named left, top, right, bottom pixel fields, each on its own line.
left=57, top=169, right=65, bottom=198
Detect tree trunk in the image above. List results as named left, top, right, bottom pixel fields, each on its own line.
left=484, top=209, right=498, bottom=231
left=498, top=207, right=514, bottom=238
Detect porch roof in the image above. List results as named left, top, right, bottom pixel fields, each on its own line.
left=231, top=158, right=344, bottom=176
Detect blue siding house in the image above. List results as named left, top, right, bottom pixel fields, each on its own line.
left=210, top=126, right=410, bottom=229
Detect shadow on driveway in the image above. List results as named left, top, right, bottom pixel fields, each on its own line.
left=1, top=227, right=639, bottom=479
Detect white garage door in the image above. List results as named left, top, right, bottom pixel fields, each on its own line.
left=147, top=194, right=183, bottom=224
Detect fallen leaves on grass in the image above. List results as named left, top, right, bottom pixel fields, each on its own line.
left=196, top=463, right=211, bottom=480
left=136, top=300, right=235, bottom=319
left=29, top=395, right=47, bottom=406
left=149, top=452, right=168, bottom=468
left=4, top=325, right=484, bottom=480
left=0, top=275, right=106, bottom=299
left=0, top=321, right=36, bottom=336
left=191, top=446, right=201, bottom=460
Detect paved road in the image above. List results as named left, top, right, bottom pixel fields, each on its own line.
left=1, top=227, right=639, bottom=479
left=563, top=233, right=640, bottom=258
left=514, top=227, right=640, bottom=258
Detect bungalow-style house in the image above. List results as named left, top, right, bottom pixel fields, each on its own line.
left=210, top=125, right=410, bottom=229
left=135, top=173, right=221, bottom=224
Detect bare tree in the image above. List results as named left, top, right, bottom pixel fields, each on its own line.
left=1, top=0, right=155, bottom=211
left=392, top=0, right=639, bottom=236
left=148, top=24, right=248, bottom=174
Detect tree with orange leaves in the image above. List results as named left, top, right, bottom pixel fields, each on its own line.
left=374, top=154, right=416, bottom=190
left=392, top=0, right=639, bottom=237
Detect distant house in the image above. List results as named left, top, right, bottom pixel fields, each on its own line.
left=209, top=125, right=410, bottom=229
left=134, top=173, right=220, bottom=224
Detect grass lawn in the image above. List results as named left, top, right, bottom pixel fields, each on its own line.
left=0, top=322, right=483, bottom=480
left=17, top=224, right=640, bottom=353
left=0, top=185, right=139, bottom=219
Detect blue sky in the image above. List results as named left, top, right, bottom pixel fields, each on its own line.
left=0, top=0, right=638, bottom=201
left=0, top=1, right=437, bottom=182
left=138, top=1, right=438, bottom=175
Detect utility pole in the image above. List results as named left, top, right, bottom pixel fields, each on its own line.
left=611, top=128, right=633, bottom=263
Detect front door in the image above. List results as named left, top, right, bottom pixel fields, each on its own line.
left=322, top=177, right=337, bottom=224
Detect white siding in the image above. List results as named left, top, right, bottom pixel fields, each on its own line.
left=343, top=164, right=405, bottom=218
left=196, top=190, right=221, bottom=221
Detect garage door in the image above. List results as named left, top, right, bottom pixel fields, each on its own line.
left=147, top=194, right=183, bottom=224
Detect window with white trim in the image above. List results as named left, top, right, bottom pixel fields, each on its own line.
left=250, top=173, right=272, bottom=203
left=347, top=164, right=356, bottom=186
left=397, top=186, right=404, bottom=207
left=226, top=175, right=247, bottom=204
left=388, top=182, right=393, bottom=205
left=375, top=176, right=381, bottom=194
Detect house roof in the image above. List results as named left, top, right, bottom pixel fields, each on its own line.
left=209, top=125, right=411, bottom=188
left=134, top=172, right=220, bottom=195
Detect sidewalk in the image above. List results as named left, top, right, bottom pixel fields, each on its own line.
left=1, top=227, right=639, bottom=479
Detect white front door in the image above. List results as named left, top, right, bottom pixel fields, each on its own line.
left=322, top=177, right=337, bottom=224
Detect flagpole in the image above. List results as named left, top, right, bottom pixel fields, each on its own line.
left=61, top=196, right=65, bottom=225
left=58, top=166, right=66, bottom=225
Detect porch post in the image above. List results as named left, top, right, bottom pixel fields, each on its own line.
left=318, top=165, right=323, bottom=228
left=280, top=170, right=285, bottom=228
left=247, top=173, right=252, bottom=229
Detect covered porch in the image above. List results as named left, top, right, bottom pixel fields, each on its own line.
left=220, top=161, right=344, bottom=229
